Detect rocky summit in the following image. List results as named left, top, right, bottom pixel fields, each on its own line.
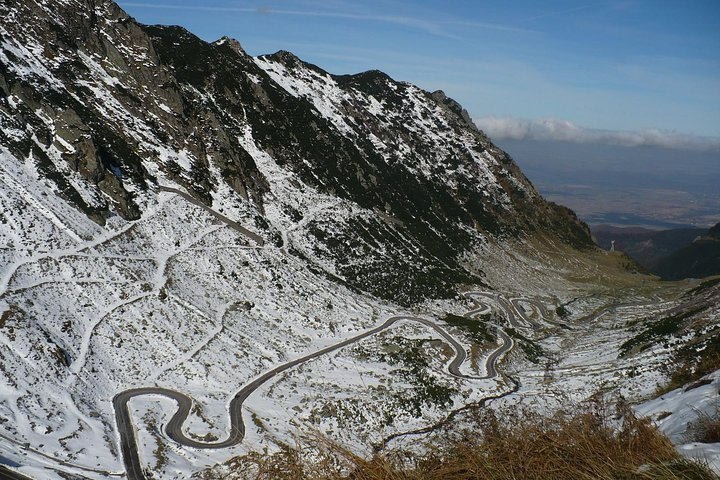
left=0, top=1, right=717, bottom=479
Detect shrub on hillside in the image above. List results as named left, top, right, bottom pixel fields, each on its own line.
left=220, top=397, right=716, bottom=480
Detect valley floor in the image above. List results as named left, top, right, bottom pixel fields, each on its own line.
left=1, top=167, right=718, bottom=479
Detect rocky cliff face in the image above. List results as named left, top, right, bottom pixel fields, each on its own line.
left=0, top=0, right=591, bottom=305
left=0, top=0, right=267, bottom=222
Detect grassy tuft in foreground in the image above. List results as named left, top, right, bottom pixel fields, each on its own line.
left=220, top=398, right=716, bottom=480
left=687, top=407, right=720, bottom=445
left=656, top=352, right=720, bottom=397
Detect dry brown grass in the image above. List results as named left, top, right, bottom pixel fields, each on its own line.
left=657, top=353, right=720, bottom=397
left=687, top=406, right=720, bottom=445
left=230, top=398, right=717, bottom=480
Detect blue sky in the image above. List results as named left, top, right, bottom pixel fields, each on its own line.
left=118, top=0, right=720, bottom=142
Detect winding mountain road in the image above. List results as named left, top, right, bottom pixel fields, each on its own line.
left=113, top=292, right=528, bottom=479
left=460, top=297, right=514, bottom=378
left=466, top=292, right=527, bottom=329
left=377, top=293, right=529, bottom=448
left=511, top=298, right=574, bottom=330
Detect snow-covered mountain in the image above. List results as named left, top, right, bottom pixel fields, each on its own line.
left=0, top=0, right=594, bottom=305
left=1, top=1, right=718, bottom=479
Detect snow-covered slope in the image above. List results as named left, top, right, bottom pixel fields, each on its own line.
left=0, top=144, right=580, bottom=479
left=0, top=0, right=593, bottom=305
left=1, top=1, right=718, bottom=479
left=637, top=371, right=720, bottom=472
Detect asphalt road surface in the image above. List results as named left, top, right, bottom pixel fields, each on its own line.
left=0, top=466, right=34, bottom=480
left=511, top=298, right=574, bottom=330
left=157, top=187, right=264, bottom=246
left=114, top=292, right=537, bottom=479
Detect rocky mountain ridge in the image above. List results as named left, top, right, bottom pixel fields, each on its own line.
left=0, top=0, right=591, bottom=304
left=592, top=223, right=720, bottom=280
left=653, top=222, right=720, bottom=280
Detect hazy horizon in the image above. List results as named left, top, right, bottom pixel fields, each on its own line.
left=499, top=138, right=720, bottom=229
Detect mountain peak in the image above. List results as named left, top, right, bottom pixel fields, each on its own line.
left=213, top=35, right=245, bottom=55
left=709, top=222, right=720, bottom=239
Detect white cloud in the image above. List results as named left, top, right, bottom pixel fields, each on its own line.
left=474, top=117, right=720, bottom=152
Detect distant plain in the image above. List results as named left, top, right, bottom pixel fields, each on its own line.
left=501, top=139, right=720, bottom=229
